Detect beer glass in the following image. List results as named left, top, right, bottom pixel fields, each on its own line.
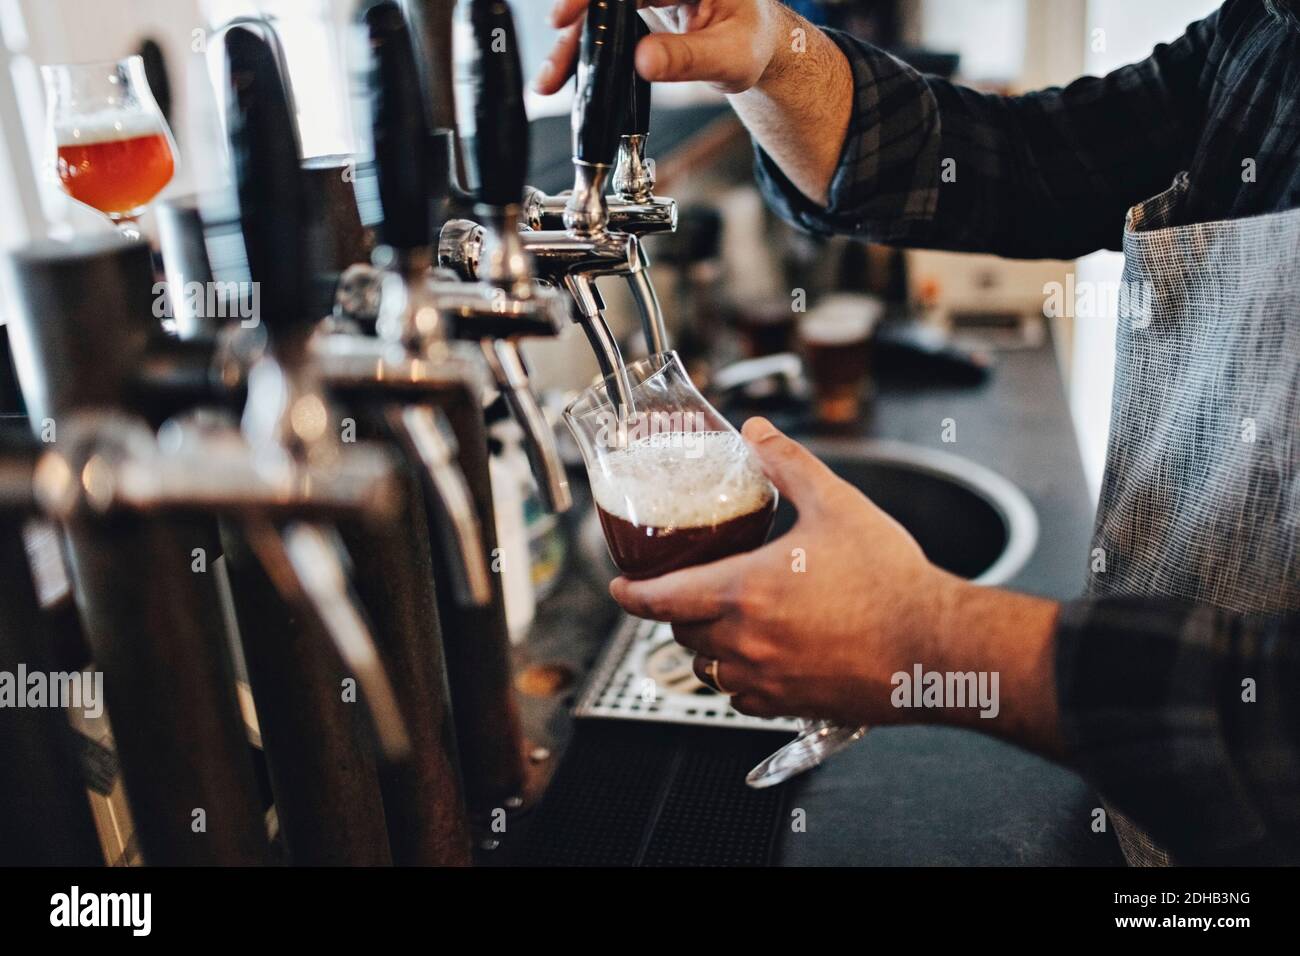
left=799, top=294, right=881, bottom=426
left=565, top=352, right=867, bottom=788
left=42, top=56, right=177, bottom=238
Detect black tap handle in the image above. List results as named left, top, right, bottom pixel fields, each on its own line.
left=361, top=0, right=431, bottom=253
left=571, top=0, right=636, bottom=167
left=224, top=25, right=311, bottom=334
left=470, top=0, right=528, bottom=209
left=627, top=15, right=651, bottom=138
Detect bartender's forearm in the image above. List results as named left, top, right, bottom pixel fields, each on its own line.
left=754, top=13, right=1220, bottom=258
left=921, top=576, right=1065, bottom=760
left=726, top=2, right=853, bottom=208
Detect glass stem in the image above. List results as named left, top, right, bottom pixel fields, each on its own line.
left=114, top=217, right=142, bottom=242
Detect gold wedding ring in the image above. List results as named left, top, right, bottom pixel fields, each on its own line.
left=702, top=657, right=733, bottom=696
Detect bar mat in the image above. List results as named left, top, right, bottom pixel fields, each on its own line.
left=515, top=721, right=792, bottom=867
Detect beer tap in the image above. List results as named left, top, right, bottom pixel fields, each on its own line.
left=612, top=23, right=673, bottom=356
left=4, top=22, right=418, bottom=864
left=520, top=15, right=677, bottom=355
left=213, top=22, right=411, bottom=865
left=342, top=0, right=496, bottom=607
left=155, top=6, right=523, bottom=843
left=154, top=12, right=483, bottom=865
left=0, top=430, right=102, bottom=866
left=399, top=0, right=464, bottom=214
left=311, top=0, right=546, bottom=814
left=517, top=14, right=676, bottom=236
left=335, top=3, right=574, bottom=520
left=3, top=233, right=274, bottom=866
left=438, top=0, right=642, bottom=413
left=463, top=0, right=573, bottom=513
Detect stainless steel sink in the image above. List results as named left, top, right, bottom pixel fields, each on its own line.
left=779, top=439, right=1038, bottom=586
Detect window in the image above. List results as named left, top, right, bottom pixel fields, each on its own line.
left=202, top=0, right=358, bottom=159
left=921, top=0, right=1028, bottom=84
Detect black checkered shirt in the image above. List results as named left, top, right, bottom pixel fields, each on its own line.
left=754, top=0, right=1300, bottom=862
left=757, top=0, right=1300, bottom=258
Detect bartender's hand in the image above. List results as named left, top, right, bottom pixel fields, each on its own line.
left=535, top=1, right=787, bottom=96
left=535, top=1, right=853, bottom=208
left=610, top=418, right=1066, bottom=756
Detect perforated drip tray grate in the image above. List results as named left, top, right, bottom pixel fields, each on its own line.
left=574, top=616, right=803, bottom=733
left=514, top=721, right=792, bottom=867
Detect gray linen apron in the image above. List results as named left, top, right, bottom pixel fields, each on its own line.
left=1089, top=173, right=1300, bottom=865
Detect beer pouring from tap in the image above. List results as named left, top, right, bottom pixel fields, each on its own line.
left=510, top=12, right=676, bottom=357
left=439, top=0, right=644, bottom=416
left=612, top=22, right=672, bottom=357
left=519, top=14, right=677, bottom=355
left=558, top=0, right=640, bottom=415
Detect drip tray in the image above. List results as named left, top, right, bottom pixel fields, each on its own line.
left=514, top=720, right=792, bottom=866
left=573, top=616, right=802, bottom=733
left=491, top=618, right=796, bottom=866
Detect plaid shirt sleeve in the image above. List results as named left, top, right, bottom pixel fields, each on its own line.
left=753, top=13, right=1220, bottom=259
left=1055, top=597, right=1300, bottom=864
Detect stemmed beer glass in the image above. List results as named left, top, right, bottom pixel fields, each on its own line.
left=565, top=352, right=869, bottom=788
left=42, top=56, right=177, bottom=239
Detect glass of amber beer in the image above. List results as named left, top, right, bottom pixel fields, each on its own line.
left=566, top=353, right=867, bottom=788
left=565, top=352, right=778, bottom=582
left=42, top=57, right=176, bottom=238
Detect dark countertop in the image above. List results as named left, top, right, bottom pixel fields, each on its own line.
left=505, top=334, right=1125, bottom=866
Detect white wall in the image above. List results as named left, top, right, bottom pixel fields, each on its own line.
left=0, top=0, right=43, bottom=247
left=2, top=0, right=366, bottom=241
left=9, top=0, right=209, bottom=235
left=921, top=0, right=1029, bottom=83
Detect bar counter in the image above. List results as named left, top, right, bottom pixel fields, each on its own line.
left=494, top=334, right=1126, bottom=866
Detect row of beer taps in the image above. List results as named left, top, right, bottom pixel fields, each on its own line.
left=0, top=0, right=676, bottom=866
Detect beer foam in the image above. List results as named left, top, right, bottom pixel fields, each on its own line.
left=589, top=431, right=774, bottom=530
left=798, top=294, right=884, bottom=345
left=54, top=110, right=164, bottom=147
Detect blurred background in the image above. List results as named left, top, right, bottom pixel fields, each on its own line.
left=0, top=0, right=1221, bottom=497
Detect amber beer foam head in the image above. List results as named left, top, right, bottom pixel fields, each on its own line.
left=589, top=431, right=773, bottom=531
left=54, top=110, right=163, bottom=146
